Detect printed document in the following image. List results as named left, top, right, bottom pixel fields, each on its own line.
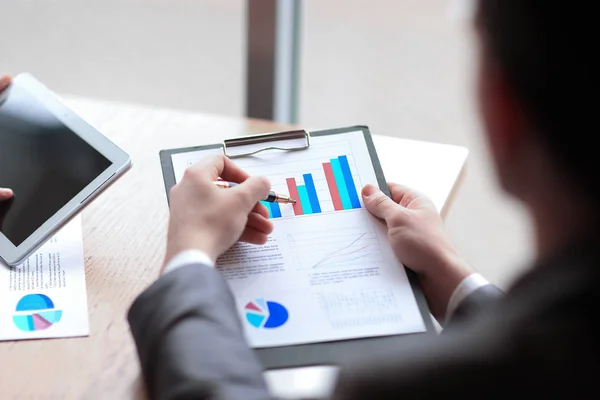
left=0, top=217, right=89, bottom=341
left=171, top=131, right=426, bottom=347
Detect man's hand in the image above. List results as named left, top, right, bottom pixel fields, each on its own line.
left=1, top=75, right=15, bottom=222
left=0, top=74, right=10, bottom=92
left=164, top=155, right=273, bottom=271
left=0, top=188, right=14, bottom=201
left=362, top=183, right=474, bottom=319
left=0, top=189, right=13, bottom=231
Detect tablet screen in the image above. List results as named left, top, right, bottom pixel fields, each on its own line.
left=0, top=85, right=112, bottom=246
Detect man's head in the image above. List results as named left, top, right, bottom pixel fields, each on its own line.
left=475, top=1, right=596, bottom=209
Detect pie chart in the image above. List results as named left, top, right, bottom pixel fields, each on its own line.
left=245, top=298, right=288, bottom=329
left=12, top=294, right=62, bottom=332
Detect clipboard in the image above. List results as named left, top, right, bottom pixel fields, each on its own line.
left=159, top=125, right=434, bottom=370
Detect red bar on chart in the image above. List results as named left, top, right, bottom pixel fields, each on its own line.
left=322, top=162, right=343, bottom=211
left=286, top=177, right=304, bottom=215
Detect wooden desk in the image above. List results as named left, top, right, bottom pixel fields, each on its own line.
left=0, top=97, right=467, bottom=399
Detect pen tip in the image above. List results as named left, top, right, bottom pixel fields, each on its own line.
left=291, top=198, right=297, bottom=204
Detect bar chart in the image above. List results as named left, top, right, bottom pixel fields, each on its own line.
left=260, top=154, right=362, bottom=219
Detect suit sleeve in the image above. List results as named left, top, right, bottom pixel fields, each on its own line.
left=332, top=328, right=519, bottom=399
left=446, top=284, right=504, bottom=328
left=127, top=264, right=270, bottom=400
left=333, top=284, right=506, bottom=398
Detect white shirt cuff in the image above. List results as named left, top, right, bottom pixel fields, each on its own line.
left=162, top=249, right=215, bottom=275
left=445, top=273, right=489, bottom=323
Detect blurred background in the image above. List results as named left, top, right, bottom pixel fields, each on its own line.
left=0, top=0, right=532, bottom=288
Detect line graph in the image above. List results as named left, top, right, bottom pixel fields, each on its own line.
left=288, top=228, right=384, bottom=270
left=311, top=233, right=368, bottom=268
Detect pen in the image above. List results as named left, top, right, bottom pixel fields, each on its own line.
left=213, top=181, right=297, bottom=204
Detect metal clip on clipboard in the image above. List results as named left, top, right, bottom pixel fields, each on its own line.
left=223, top=129, right=310, bottom=158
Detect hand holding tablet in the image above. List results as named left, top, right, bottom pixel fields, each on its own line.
left=0, top=76, right=14, bottom=235
left=0, top=73, right=131, bottom=266
left=0, top=76, right=10, bottom=199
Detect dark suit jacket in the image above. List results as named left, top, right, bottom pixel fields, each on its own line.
left=128, top=241, right=600, bottom=399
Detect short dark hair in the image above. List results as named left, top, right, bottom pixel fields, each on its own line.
left=477, top=1, right=596, bottom=196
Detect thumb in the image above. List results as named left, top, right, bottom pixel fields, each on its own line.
left=362, top=184, right=402, bottom=221
left=0, top=188, right=14, bottom=201
left=235, top=176, right=271, bottom=209
left=0, top=75, right=11, bottom=92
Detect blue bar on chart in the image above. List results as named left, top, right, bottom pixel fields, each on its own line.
left=338, top=156, right=361, bottom=209
left=260, top=201, right=282, bottom=218
left=297, top=185, right=313, bottom=214
left=330, top=158, right=352, bottom=209
left=269, top=202, right=282, bottom=218
left=302, top=173, right=322, bottom=213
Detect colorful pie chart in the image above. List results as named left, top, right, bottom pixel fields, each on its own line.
left=244, top=298, right=288, bottom=329
left=13, top=294, right=62, bottom=332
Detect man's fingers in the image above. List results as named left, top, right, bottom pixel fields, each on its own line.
left=387, top=183, right=420, bottom=206
left=220, top=156, right=251, bottom=183
left=362, top=184, right=403, bottom=222
left=235, top=176, right=271, bottom=209
left=388, top=182, right=436, bottom=210
left=246, top=212, right=274, bottom=235
left=252, top=201, right=270, bottom=219
left=187, top=155, right=227, bottom=181
left=0, top=75, right=11, bottom=92
left=0, top=188, right=14, bottom=201
left=239, top=226, right=269, bottom=245
left=186, top=155, right=252, bottom=185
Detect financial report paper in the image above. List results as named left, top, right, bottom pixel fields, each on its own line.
left=171, top=131, right=426, bottom=348
left=0, top=217, right=89, bottom=341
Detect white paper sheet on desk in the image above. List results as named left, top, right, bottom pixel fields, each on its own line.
left=0, top=217, right=89, bottom=341
left=171, top=131, right=427, bottom=348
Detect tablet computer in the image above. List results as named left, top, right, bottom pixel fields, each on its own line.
left=0, top=73, right=131, bottom=266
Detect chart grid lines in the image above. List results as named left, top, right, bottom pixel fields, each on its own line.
left=289, top=227, right=384, bottom=270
